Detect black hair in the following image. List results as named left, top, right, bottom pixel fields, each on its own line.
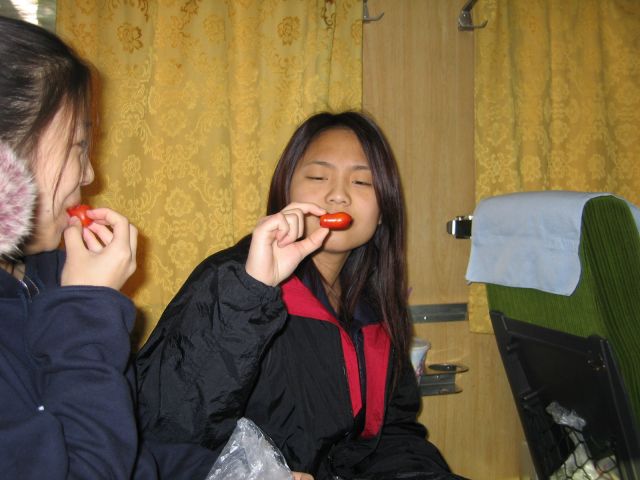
left=0, top=15, right=93, bottom=200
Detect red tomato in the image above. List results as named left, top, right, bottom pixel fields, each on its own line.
left=319, top=212, right=352, bottom=230
left=67, top=204, right=93, bottom=227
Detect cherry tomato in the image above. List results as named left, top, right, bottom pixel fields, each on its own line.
left=319, top=212, right=352, bottom=230
left=67, top=204, right=93, bottom=227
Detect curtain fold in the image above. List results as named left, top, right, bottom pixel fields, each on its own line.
left=56, top=0, right=363, bottom=344
left=470, top=0, right=640, bottom=333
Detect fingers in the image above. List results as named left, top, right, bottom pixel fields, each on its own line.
left=254, top=210, right=300, bottom=247
left=61, top=207, right=138, bottom=289
left=286, top=202, right=326, bottom=217
left=292, top=473, right=314, bottom=480
left=71, top=207, right=130, bottom=252
left=81, top=228, right=105, bottom=253
left=276, top=208, right=305, bottom=246
left=129, top=223, right=138, bottom=256
left=267, top=202, right=327, bottom=247
left=296, top=227, right=330, bottom=257
left=246, top=202, right=328, bottom=286
left=62, top=218, right=86, bottom=251
left=86, top=222, right=114, bottom=246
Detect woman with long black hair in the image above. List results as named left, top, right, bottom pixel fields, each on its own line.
left=137, top=111, right=463, bottom=479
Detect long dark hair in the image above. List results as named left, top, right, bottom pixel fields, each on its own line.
left=0, top=15, right=93, bottom=200
left=267, top=111, right=412, bottom=376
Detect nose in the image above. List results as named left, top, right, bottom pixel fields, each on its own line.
left=81, top=161, right=95, bottom=186
left=326, top=179, right=351, bottom=206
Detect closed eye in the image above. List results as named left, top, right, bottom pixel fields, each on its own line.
left=353, top=180, right=372, bottom=186
left=306, top=176, right=326, bottom=181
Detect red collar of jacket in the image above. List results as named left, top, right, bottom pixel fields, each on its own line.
left=281, top=276, right=390, bottom=438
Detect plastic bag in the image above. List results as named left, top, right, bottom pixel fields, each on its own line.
left=205, top=417, right=293, bottom=480
left=546, top=402, right=620, bottom=480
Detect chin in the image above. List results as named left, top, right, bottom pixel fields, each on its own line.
left=322, top=235, right=366, bottom=254
left=23, top=230, right=63, bottom=254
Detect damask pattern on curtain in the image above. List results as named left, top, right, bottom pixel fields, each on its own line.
left=56, top=0, right=363, bottom=345
left=470, top=0, right=640, bottom=333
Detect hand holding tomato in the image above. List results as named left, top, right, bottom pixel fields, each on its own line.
left=62, top=207, right=138, bottom=290
left=67, top=204, right=94, bottom=227
left=246, top=202, right=330, bottom=286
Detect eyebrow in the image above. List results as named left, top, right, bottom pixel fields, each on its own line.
left=304, top=160, right=371, bottom=171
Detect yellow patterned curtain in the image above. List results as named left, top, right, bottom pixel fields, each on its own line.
left=56, top=0, right=363, bottom=345
left=469, top=0, right=640, bottom=333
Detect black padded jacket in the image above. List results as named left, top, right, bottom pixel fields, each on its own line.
left=136, top=237, right=464, bottom=480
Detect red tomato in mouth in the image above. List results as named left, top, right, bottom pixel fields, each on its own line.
left=319, top=212, right=352, bottom=230
left=67, top=204, right=93, bottom=227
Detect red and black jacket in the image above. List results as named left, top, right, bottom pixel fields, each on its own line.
left=136, top=236, right=460, bottom=479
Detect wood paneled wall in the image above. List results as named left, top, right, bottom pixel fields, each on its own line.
left=414, top=321, right=526, bottom=479
left=362, top=0, right=473, bottom=305
left=363, top=1, right=526, bottom=478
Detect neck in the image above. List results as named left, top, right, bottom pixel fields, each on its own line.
left=312, top=251, right=349, bottom=312
left=312, top=251, right=348, bottom=286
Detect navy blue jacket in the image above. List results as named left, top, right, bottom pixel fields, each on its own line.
left=0, top=250, right=215, bottom=479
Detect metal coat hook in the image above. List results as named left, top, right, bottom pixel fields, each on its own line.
left=363, top=0, right=384, bottom=23
left=458, top=0, right=487, bottom=31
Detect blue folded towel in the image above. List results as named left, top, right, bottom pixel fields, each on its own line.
left=465, top=191, right=640, bottom=295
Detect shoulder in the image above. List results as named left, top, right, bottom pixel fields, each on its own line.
left=177, top=235, right=251, bottom=288
left=204, top=234, right=250, bottom=266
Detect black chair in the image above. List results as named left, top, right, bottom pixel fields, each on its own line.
left=491, top=311, right=640, bottom=479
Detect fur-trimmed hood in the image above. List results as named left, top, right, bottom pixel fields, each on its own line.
left=0, top=142, right=35, bottom=257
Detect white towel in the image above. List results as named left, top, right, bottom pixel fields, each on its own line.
left=465, top=191, right=640, bottom=296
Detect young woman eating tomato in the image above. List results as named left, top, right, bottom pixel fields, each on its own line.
left=136, top=111, right=466, bottom=480
left=0, top=15, right=217, bottom=479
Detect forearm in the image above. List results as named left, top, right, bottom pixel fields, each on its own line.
left=136, top=261, right=288, bottom=450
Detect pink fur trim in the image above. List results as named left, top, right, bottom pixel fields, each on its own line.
left=0, top=142, right=36, bottom=257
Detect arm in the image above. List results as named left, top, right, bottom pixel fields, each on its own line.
left=136, top=255, right=289, bottom=452
left=0, top=287, right=142, bottom=480
left=137, top=202, right=329, bottom=452
left=0, top=208, right=145, bottom=479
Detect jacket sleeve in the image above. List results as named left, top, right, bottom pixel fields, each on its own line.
left=0, top=286, right=145, bottom=480
left=353, top=362, right=467, bottom=480
left=135, top=257, right=288, bottom=453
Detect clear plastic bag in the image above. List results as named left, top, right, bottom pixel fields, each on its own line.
left=205, top=417, right=293, bottom=480
left=546, top=402, right=620, bottom=480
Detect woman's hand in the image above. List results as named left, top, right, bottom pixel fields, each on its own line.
left=246, top=202, right=329, bottom=286
left=292, top=472, right=314, bottom=480
left=61, top=207, right=138, bottom=290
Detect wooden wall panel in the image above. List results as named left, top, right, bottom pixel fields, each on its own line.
left=363, top=0, right=474, bottom=305
left=363, top=1, right=526, bottom=478
left=415, top=322, right=526, bottom=479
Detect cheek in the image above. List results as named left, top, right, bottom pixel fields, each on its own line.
left=33, top=175, right=56, bottom=215
left=357, top=215, right=379, bottom=241
left=288, top=180, right=305, bottom=204
left=358, top=205, right=381, bottom=237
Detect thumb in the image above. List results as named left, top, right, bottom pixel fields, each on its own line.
left=63, top=220, right=86, bottom=252
left=295, top=228, right=329, bottom=258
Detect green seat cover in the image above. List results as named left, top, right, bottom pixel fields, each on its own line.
left=487, top=196, right=640, bottom=424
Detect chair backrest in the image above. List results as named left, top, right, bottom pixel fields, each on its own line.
left=491, top=311, right=640, bottom=479
left=485, top=196, right=640, bottom=420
